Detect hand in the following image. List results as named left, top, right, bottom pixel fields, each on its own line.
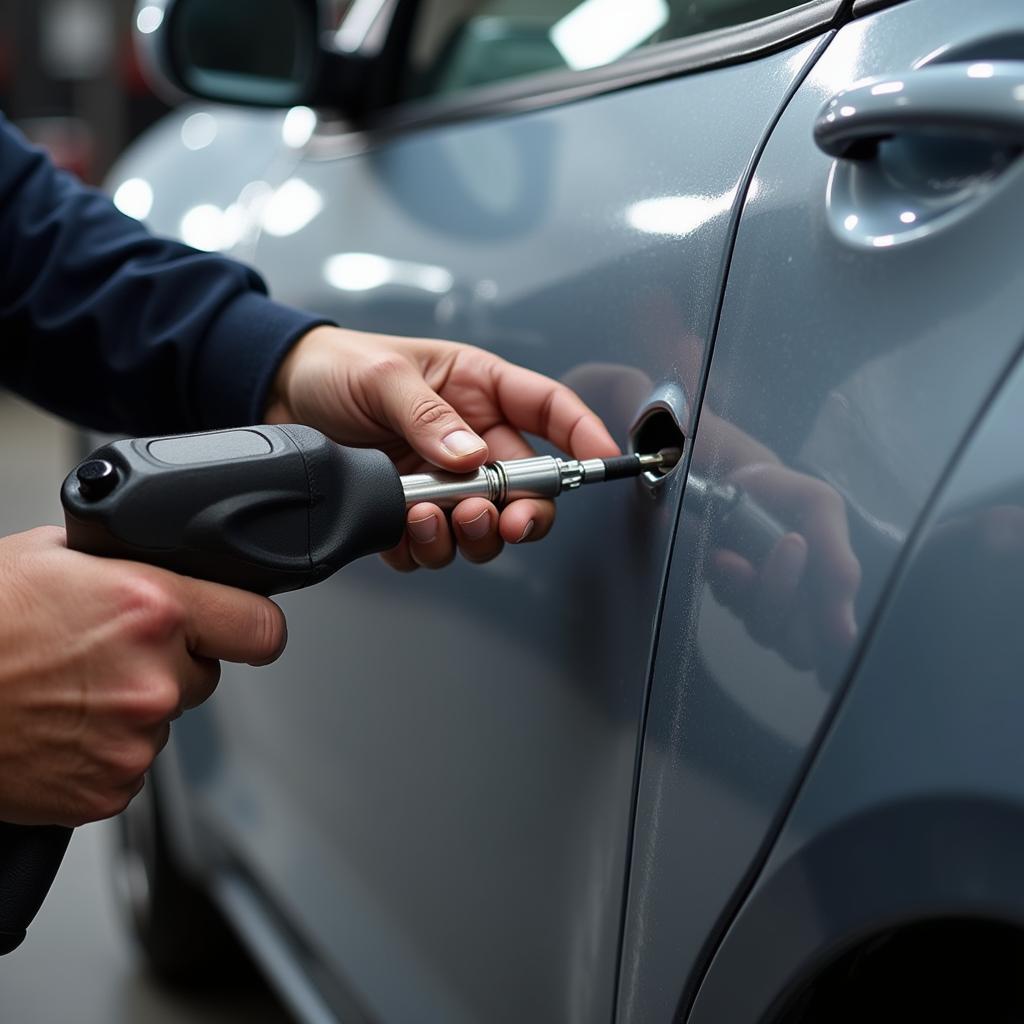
left=706, top=462, right=861, bottom=671
left=265, top=326, right=620, bottom=570
left=0, top=527, right=286, bottom=827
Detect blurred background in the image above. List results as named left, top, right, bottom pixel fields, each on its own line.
left=0, top=0, right=169, bottom=183
left=0, top=2, right=290, bottom=1019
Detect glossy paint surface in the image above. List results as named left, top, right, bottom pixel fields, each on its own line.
left=619, top=0, right=1024, bottom=1020
left=690, top=338, right=1024, bottom=1023
left=129, top=41, right=825, bottom=1024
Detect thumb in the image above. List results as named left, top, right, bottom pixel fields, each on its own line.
left=383, top=364, right=488, bottom=470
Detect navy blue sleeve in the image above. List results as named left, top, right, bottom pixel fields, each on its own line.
left=0, top=113, right=331, bottom=434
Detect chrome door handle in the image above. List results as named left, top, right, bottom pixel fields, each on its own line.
left=814, top=61, right=1024, bottom=159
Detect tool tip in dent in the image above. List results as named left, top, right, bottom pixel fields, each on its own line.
left=600, top=447, right=681, bottom=481
left=655, top=446, right=683, bottom=471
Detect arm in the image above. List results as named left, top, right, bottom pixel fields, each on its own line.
left=0, top=113, right=326, bottom=434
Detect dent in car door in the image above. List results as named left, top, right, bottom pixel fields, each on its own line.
left=176, top=36, right=829, bottom=1024
left=620, top=0, right=1024, bottom=1020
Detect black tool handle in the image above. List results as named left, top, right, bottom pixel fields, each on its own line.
left=0, top=824, right=72, bottom=953
left=61, top=424, right=407, bottom=595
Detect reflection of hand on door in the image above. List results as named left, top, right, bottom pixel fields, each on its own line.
left=694, top=408, right=861, bottom=672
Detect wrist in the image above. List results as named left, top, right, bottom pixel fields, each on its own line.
left=265, top=325, right=327, bottom=423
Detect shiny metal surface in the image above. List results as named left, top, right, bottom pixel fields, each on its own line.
left=399, top=452, right=666, bottom=507
left=113, top=36, right=825, bottom=1024
left=399, top=465, right=499, bottom=506
left=620, top=1, right=1024, bottom=1020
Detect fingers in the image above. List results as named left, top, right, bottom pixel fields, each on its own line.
left=405, top=503, right=455, bottom=569
left=452, top=498, right=503, bottom=563
left=373, top=355, right=489, bottom=472
left=498, top=498, right=554, bottom=544
left=169, top=573, right=287, bottom=666
left=490, top=361, right=620, bottom=459
left=800, top=491, right=861, bottom=648
left=745, top=533, right=808, bottom=648
left=176, top=652, right=222, bottom=712
left=730, top=463, right=861, bottom=651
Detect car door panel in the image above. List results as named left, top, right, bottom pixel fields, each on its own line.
left=619, top=1, right=1024, bottom=1020
left=168, top=36, right=828, bottom=1024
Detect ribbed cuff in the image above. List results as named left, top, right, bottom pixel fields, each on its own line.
left=194, top=291, right=333, bottom=429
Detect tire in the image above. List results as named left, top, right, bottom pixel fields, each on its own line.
left=112, top=769, right=253, bottom=989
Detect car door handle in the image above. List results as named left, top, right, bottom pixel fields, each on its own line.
left=814, top=61, right=1024, bottom=159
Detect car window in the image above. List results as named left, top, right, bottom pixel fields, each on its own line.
left=403, top=0, right=804, bottom=100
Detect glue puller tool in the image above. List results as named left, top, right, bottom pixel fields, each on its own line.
left=61, top=425, right=682, bottom=597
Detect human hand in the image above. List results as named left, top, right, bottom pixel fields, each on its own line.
left=705, top=462, right=861, bottom=671
left=0, top=527, right=286, bottom=827
left=265, top=326, right=619, bottom=570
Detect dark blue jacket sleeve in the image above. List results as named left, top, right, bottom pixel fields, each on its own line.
left=0, top=113, right=330, bottom=434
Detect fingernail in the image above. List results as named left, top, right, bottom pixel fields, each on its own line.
left=408, top=515, right=438, bottom=544
left=442, top=429, right=486, bottom=458
left=460, top=509, right=491, bottom=540
left=514, top=520, right=535, bottom=544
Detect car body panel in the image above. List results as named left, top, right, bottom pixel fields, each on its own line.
left=689, top=338, right=1024, bottom=1021
left=107, top=103, right=293, bottom=241
left=140, top=37, right=826, bottom=1024
left=619, top=0, right=1024, bottom=1019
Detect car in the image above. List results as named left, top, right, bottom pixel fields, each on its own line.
left=106, top=0, right=1024, bottom=1021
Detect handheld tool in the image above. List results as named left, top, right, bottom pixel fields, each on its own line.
left=59, top=424, right=681, bottom=595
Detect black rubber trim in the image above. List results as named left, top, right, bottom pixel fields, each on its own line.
left=308, top=0, right=847, bottom=145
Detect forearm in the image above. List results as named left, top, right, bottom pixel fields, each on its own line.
left=0, top=114, right=326, bottom=434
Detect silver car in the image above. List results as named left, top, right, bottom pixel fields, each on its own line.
left=110, top=0, right=1024, bottom=1021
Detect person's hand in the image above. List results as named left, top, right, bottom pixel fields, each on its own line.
left=0, top=527, right=286, bottom=827
left=706, top=462, right=861, bottom=672
left=265, top=326, right=620, bottom=570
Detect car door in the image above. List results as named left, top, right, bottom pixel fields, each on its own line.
left=164, top=3, right=845, bottom=1022
left=618, top=0, right=1024, bottom=1019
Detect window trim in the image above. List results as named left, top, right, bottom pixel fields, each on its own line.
left=353, top=0, right=850, bottom=135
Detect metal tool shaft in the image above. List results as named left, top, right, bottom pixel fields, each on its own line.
left=400, top=451, right=675, bottom=508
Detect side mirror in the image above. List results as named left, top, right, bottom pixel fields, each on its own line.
left=135, top=0, right=410, bottom=118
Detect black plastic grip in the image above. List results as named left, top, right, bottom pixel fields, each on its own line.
left=0, top=823, right=72, bottom=954
left=61, top=425, right=407, bottom=596
left=601, top=454, right=646, bottom=481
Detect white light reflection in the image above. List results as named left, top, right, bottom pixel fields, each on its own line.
left=1014, top=84, right=1024, bottom=102
left=113, top=177, right=153, bottom=221
left=967, top=63, right=995, bottom=78
left=872, top=234, right=896, bottom=248
left=260, top=178, right=323, bottom=237
left=843, top=213, right=859, bottom=231
left=839, top=104, right=857, bottom=117
left=282, top=106, right=317, bottom=148
left=550, top=0, right=668, bottom=71
left=323, top=253, right=453, bottom=294
left=136, top=4, right=163, bottom=34
left=626, top=185, right=744, bottom=238
left=870, top=80, right=903, bottom=95
left=180, top=204, right=244, bottom=251
left=181, top=112, right=217, bottom=151
left=899, top=210, right=917, bottom=224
